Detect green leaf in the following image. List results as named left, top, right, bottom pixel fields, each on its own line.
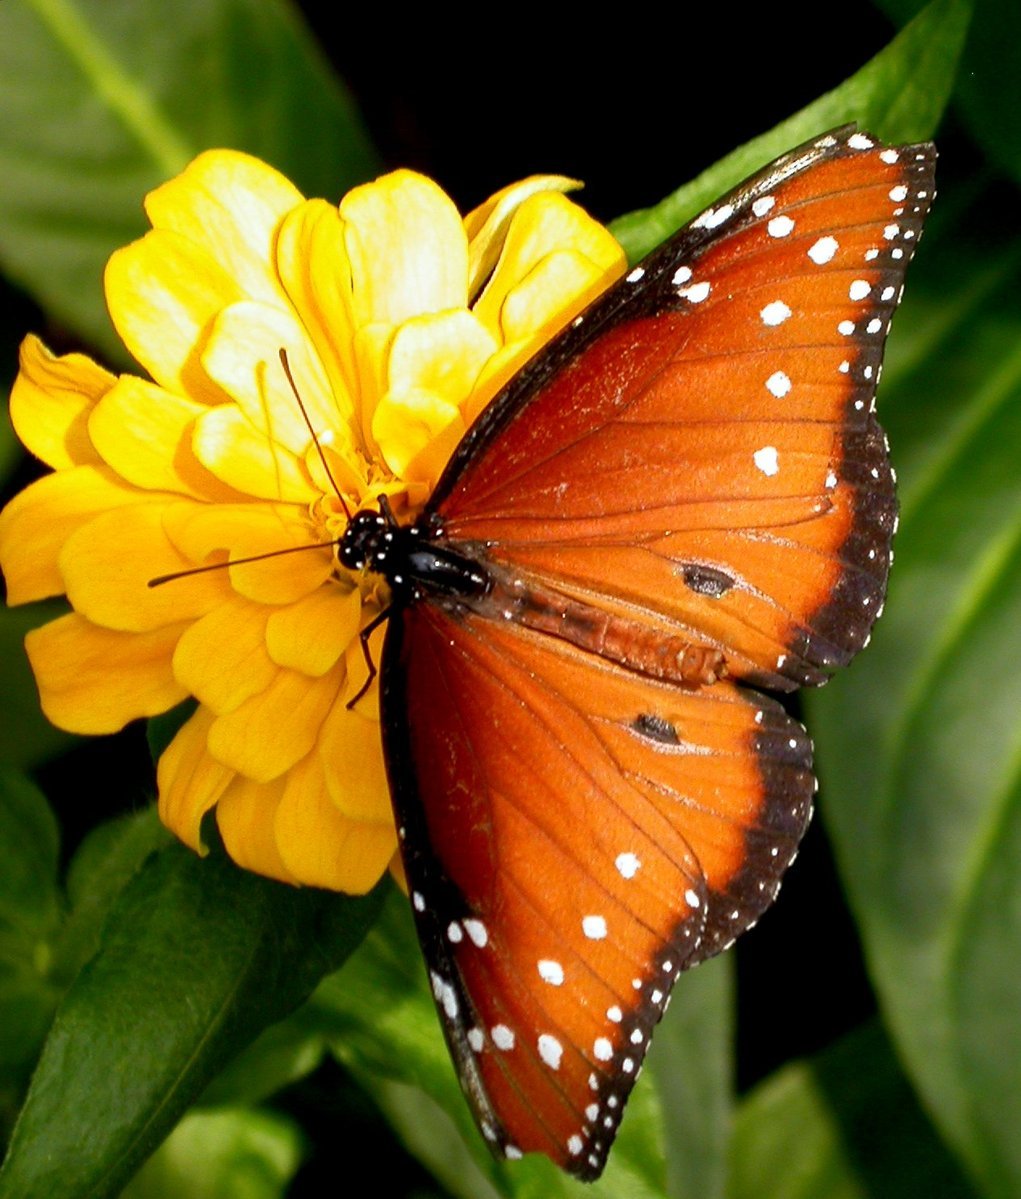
left=609, top=0, right=969, bottom=262
left=807, top=181, right=1021, bottom=1194
left=728, top=1023, right=975, bottom=1199
left=877, top=0, right=1021, bottom=187
left=197, top=1010, right=327, bottom=1110
left=53, top=805, right=171, bottom=987
left=648, top=955, right=731, bottom=1199
left=0, top=601, right=79, bottom=768
left=0, top=771, right=61, bottom=1108
left=0, top=842, right=383, bottom=1198
left=0, top=0, right=379, bottom=357
left=121, top=1107, right=304, bottom=1199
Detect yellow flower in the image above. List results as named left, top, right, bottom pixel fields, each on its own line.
left=0, top=151, right=625, bottom=891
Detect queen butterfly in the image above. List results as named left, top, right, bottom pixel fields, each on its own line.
left=342, top=127, right=936, bottom=1178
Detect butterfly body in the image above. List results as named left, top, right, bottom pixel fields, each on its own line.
left=344, top=128, right=936, bottom=1179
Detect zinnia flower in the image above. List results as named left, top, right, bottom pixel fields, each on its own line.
left=0, top=152, right=625, bottom=891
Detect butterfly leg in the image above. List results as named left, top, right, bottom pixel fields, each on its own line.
left=347, top=604, right=392, bottom=709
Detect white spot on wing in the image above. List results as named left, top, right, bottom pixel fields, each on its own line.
left=766, top=370, right=791, bottom=398
left=538, top=1033, right=563, bottom=1070
left=753, top=446, right=780, bottom=476
left=594, top=1037, right=614, bottom=1061
left=615, top=852, right=641, bottom=879
left=672, top=265, right=692, bottom=286
left=768, top=215, right=795, bottom=238
left=678, top=280, right=711, bottom=303
left=848, top=279, right=871, bottom=301
left=492, top=1024, right=515, bottom=1051
left=695, top=202, right=734, bottom=229
left=538, top=959, right=564, bottom=986
left=464, top=919, right=488, bottom=947
left=808, top=236, right=838, bottom=264
left=583, top=915, right=608, bottom=940
left=752, top=195, right=776, bottom=216
left=760, top=300, right=791, bottom=326
left=626, top=266, right=645, bottom=283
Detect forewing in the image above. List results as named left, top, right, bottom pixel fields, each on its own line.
left=381, top=601, right=813, bottom=1178
left=433, top=129, right=936, bottom=690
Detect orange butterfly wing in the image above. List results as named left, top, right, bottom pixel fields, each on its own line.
left=376, top=129, right=936, bottom=1178
left=434, top=131, right=935, bottom=689
left=383, top=603, right=812, bottom=1177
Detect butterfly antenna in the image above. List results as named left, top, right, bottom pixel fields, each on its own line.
left=147, top=540, right=339, bottom=589
left=278, top=347, right=351, bottom=518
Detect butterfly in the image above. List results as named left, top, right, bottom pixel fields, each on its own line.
left=341, top=127, right=936, bottom=1179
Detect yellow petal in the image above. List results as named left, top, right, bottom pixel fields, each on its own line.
left=320, top=689, right=390, bottom=824
left=206, top=663, right=343, bottom=783
left=172, top=596, right=275, bottom=715
left=464, top=247, right=626, bottom=427
left=275, top=753, right=395, bottom=892
left=0, top=466, right=144, bottom=605
left=387, top=310, right=498, bottom=407
left=276, top=199, right=359, bottom=425
left=372, top=388, right=463, bottom=487
left=374, top=309, right=498, bottom=483
left=342, top=170, right=468, bottom=328
left=105, top=230, right=240, bottom=401
left=157, top=706, right=233, bottom=851
left=26, top=613, right=188, bottom=733
left=192, top=403, right=315, bottom=504
left=473, top=190, right=624, bottom=336
left=60, top=504, right=230, bottom=633
left=265, top=583, right=361, bottom=676
left=88, top=375, right=240, bottom=501
left=464, top=175, right=581, bottom=299
left=350, top=322, right=393, bottom=458
left=161, top=501, right=333, bottom=606
left=201, top=301, right=338, bottom=455
left=9, top=335, right=110, bottom=469
left=216, top=774, right=298, bottom=884
left=499, top=248, right=618, bottom=343
left=145, top=149, right=301, bottom=308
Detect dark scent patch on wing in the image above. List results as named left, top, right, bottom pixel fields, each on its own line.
left=682, top=563, right=736, bottom=598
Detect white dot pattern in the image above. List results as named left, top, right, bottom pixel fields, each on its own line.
left=583, top=915, right=608, bottom=940
left=538, top=959, right=564, bottom=985
left=615, top=852, right=640, bottom=879
left=766, top=370, right=791, bottom=398
left=760, top=300, right=791, bottom=326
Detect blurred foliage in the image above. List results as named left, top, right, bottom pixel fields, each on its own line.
left=1, top=0, right=1018, bottom=1196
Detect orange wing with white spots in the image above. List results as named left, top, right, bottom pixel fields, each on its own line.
left=382, top=605, right=813, bottom=1178
left=380, top=129, right=935, bottom=1179
left=434, top=129, right=935, bottom=692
